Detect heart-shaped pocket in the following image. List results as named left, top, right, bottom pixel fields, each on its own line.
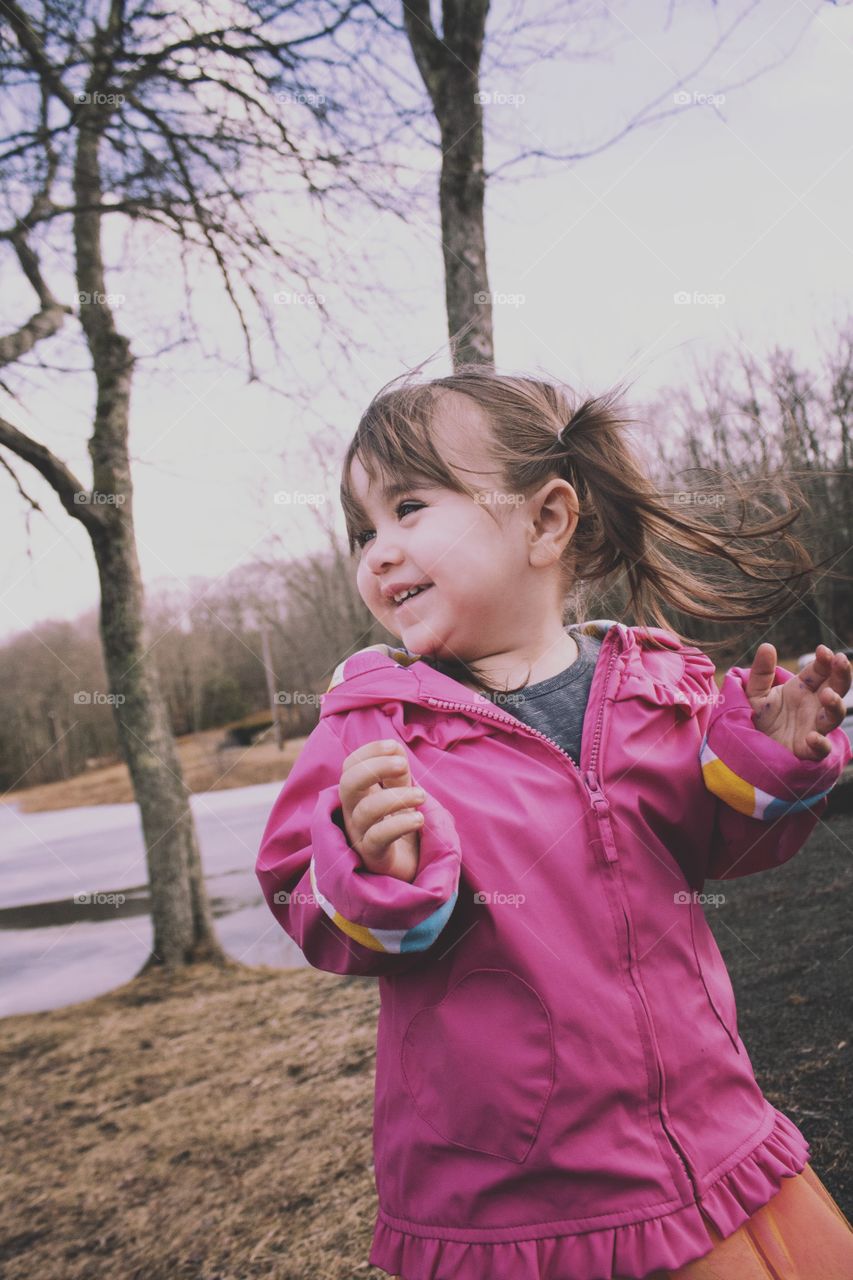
left=401, top=968, right=554, bottom=1162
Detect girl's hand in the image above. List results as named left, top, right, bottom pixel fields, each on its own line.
left=745, top=642, right=851, bottom=761
left=339, top=740, right=425, bottom=883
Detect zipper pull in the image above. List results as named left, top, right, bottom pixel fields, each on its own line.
left=585, top=770, right=609, bottom=810
left=585, top=770, right=619, bottom=863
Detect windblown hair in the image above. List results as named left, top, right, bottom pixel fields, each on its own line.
left=340, top=361, right=839, bottom=697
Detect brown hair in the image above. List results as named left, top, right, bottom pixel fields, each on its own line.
left=340, top=362, right=844, bottom=697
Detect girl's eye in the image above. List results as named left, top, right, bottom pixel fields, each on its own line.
left=354, top=500, right=424, bottom=549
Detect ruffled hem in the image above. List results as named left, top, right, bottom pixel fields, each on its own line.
left=368, top=1107, right=810, bottom=1280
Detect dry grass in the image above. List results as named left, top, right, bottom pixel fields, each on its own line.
left=0, top=960, right=389, bottom=1280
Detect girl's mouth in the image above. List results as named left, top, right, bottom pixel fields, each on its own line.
left=394, top=584, right=433, bottom=610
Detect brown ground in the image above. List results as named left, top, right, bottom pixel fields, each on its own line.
left=2, top=730, right=306, bottom=814
left=2, top=811, right=851, bottom=1280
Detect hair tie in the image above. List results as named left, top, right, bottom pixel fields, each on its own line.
left=557, top=418, right=573, bottom=447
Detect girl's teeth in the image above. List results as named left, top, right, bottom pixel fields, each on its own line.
left=395, top=585, right=429, bottom=605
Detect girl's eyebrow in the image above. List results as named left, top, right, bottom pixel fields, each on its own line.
left=383, top=480, right=422, bottom=500
left=356, top=478, right=435, bottom=517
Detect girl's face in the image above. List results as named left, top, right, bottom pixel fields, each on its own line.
left=349, top=394, right=569, bottom=666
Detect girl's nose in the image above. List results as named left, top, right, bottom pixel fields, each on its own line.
left=364, top=532, right=403, bottom=574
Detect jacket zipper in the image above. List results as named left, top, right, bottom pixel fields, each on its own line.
left=424, top=631, right=699, bottom=1202
left=423, top=629, right=621, bottom=859
left=616, top=900, right=700, bottom=1201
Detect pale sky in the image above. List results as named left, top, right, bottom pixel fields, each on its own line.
left=1, top=0, right=852, bottom=643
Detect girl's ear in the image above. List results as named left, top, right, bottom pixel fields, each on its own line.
left=527, top=478, right=579, bottom=567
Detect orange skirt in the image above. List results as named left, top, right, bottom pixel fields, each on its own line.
left=389, top=1163, right=853, bottom=1280
left=641, top=1162, right=853, bottom=1280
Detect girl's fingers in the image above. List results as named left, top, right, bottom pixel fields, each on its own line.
left=745, top=643, right=777, bottom=701
left=356, top=809, right=425, bottom=865
left=827, top=650, right=852, bottom=698
left=817, top=687, right=846, bottom=728
left=804, top=730, right=832, bottom=760
left=798, top=645, right=829, bottom=691
left=339, top=751, right=411, bottom=809
left=350, top=785, right=426, bottom=839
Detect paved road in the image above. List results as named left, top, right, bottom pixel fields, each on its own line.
left=0, top=781, right=306, bottom=1017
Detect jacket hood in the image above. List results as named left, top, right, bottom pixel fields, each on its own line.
left=319, top=618, right=718, bottom=725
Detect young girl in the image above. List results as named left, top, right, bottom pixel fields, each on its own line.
left=256, top=367, right=853, bottom=1280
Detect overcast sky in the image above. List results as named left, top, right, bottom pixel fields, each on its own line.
left=2, top=0, right=852, bottom=644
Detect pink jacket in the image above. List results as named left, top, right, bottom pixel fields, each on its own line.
left=255, top=620, right=851, bottom=1280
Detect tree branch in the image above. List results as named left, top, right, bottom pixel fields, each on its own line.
left=0, top=413, right=107, bottom=532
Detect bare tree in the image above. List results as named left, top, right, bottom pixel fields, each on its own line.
left=398, top=0, right=821, bottom=370
left=0, top=0, right=412, bottom=971
left=402, top=0, right=493, bottom=367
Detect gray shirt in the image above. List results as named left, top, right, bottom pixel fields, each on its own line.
left=480, top=625, right=602, bottom=763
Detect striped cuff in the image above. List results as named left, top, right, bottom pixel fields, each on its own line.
left=309, top=856, right=458, bottom=954
left=699, top=665, right=851, bottom=820
left=308, top=784, right=462, bottom=956
left=700, top=733, right=835, bottom=819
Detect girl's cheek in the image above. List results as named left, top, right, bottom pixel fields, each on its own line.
left=355, top=565, right=372, bottom=603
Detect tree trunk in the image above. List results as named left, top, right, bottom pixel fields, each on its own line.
left=73, top=114, right=225, bottom=971
left=403, top=0, right=493, bottom=368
